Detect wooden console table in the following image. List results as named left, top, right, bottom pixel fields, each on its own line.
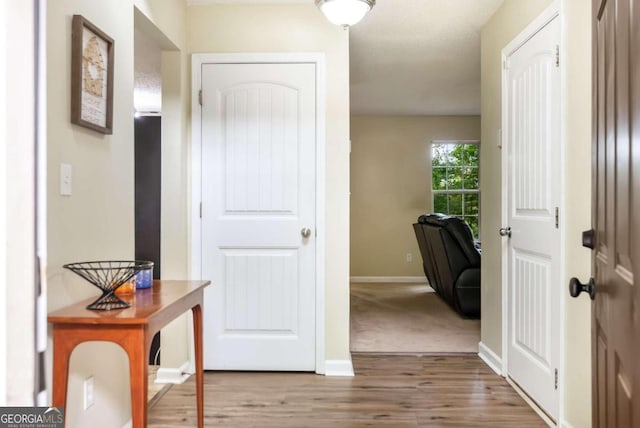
left=48, top=280, right=210, bottom=428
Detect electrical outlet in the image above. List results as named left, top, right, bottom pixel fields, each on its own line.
left=406, top=253, right=413, bottom=263
left=84, top=376, right=94, bottom=410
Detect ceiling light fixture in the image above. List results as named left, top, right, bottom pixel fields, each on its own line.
left=315, top=0, right=375, bottom=28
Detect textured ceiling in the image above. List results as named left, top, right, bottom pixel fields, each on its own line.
left=134, top=27, right=162, bottom=113
left=179, top=0, right=503, bottom=115
left=350, top=0, right=504, bottom=116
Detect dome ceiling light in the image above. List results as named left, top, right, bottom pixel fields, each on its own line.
left=315, top=0, right=376, bottom=28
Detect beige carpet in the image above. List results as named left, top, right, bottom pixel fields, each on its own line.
left=350, top=283, right=480, bottom=353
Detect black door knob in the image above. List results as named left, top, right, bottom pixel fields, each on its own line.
left=569, top=277, right=595, bottom=300
left=582, top=229, right=595, bottom=249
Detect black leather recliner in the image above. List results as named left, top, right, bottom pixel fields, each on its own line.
left=413, top=214, right=481, bottom=318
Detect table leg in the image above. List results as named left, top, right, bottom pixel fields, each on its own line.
left=51, top=327, right=73, bottom=415
left=125, top=330, right=148, bottom=428
left=192, top=304, right=204, bottom=428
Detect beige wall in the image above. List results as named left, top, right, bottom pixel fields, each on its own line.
left=47, top=2, right=135, bottom=425
left=480, top=0, right=554, bottom=358
left=350, top=116, right=480, bottom=277
left=45, top=6, right=349, bottom=425
left=187, top=4, right=351, bottom=361
left=562, top=1, right=592, bottom=426
left=46, top=1, right=188, bottom=426
left=134, top=0, right=186, bottom=50
left=481, top=1, right=592, bottom=426
left=135, top=0, right=193, bottom=373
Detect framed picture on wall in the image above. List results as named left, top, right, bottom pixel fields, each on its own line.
left=70, top=15, right=114, bottom=134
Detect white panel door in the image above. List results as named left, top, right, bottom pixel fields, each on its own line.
left=505, top=16, right=560, bottom=418
left=201, top=63, right=316, bottom=371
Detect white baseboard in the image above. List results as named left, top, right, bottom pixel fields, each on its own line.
left=122, top=420, right=132, bottom=428
left=324, top=359, right=354, bottom=377
left=479, top=342, right=558, bottom=427
left=350, top=276, right=427, bottom=284
left=506, top=377, right=556, bottom=427
left=478, top=342, right=503, bottom=376
left=155, top=361, right=191, bottom=384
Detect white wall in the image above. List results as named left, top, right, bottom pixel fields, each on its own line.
left=4, top=0, right=37, bottom=406
left=187, top=3, right=351, bottom=362
left=0, top=0, right=8, bottom=407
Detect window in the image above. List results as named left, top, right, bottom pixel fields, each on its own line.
left=432, top=141, right=480, bottom=237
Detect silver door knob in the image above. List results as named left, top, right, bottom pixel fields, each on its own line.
left=499, top=227, right=512, bottom=238
left=301, top=227, right=312, bottom=238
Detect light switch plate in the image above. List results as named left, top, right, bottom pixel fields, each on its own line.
left=60, top=163, right=72, bottom=196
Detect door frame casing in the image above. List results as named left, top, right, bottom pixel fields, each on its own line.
left=500, top=0, right=565, bottom=422
left=190, top=53, right=327, bottom=374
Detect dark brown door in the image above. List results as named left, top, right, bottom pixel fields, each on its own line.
left=591, top=0, right=639, bottom=426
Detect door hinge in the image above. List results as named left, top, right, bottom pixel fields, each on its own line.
left=198, top=89, right=203, bottom=106
left=554, top=368, right=558, bottom=390
left=555, top=45, right=560, bottom=67
left=199, top=202, right=202, bottom=219
left=555, top=207, right=559, bottom=229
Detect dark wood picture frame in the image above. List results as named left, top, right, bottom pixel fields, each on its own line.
left=71, top=15, right=114, bottom=134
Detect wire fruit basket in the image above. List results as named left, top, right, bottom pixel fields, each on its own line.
left=63, top=260, right=154, bottom=310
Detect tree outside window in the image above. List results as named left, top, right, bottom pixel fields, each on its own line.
left=432, top=141, right=480, bottom=238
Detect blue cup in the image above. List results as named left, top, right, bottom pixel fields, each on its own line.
left=135, top=268, right=153, bottom=289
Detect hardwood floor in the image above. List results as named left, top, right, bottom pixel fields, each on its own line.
left=148, top=365, right=173, bottom=409
left=148, top=354, right=546, bottom=427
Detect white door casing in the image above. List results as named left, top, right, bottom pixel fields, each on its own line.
left=502, top=13, right=561, bottom=419
left=196, top=58, right=321, bottom=371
